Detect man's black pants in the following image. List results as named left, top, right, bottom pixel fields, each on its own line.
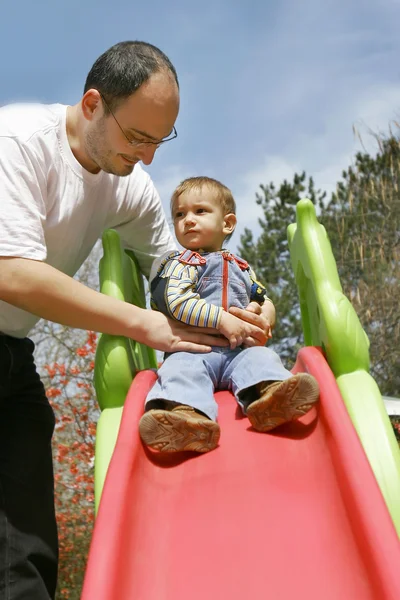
left=0, top=335, right=58, bottom=599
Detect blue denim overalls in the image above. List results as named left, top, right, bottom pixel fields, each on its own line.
left=145, top=250, right=292, bottom=420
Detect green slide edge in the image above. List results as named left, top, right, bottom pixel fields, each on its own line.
left=287, top=199, right=400, bottom=535
left=93, top=229, right=157, bottom=512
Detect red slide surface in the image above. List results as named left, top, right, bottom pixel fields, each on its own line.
left=82, top=348, right=400, bottom=600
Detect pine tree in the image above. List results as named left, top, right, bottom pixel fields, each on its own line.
left=321, top=136, right=400, bottom=395
left=239, top=135, right=400, bottom=395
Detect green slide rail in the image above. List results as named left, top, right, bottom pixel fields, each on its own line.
left=93, top=229, right=157, bottom=512
left=288, top=199, right=400, bottom=535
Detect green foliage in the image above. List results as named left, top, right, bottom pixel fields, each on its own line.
left=321, top=136, right=400, bottom=395
left=391, top=416, right=400, bottom=445
left=239, top=133, right=400, bottom=395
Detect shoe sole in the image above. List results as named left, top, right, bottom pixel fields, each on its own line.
left=139, top=410, right=221, bottom=453
left=246, top=374, right=320, bottom=432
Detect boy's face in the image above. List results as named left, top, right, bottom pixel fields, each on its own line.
left=172, top=188, right=236, bottom=252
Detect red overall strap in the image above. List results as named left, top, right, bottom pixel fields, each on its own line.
left=221, top=251, right=249, bottom=271
left=221, top=252, right=249, bottom=310
left=177, top=250, right=207, bottom=266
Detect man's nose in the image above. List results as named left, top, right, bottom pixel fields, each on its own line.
left=137, top=144, right=158, bottom=166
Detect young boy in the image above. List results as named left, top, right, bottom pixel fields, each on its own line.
left=139, top=176, right=319, bottom=453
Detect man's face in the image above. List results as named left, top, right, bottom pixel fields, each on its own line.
left=84, top=71, right=179, bottom=176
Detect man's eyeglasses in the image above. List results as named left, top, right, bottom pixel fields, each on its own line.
left=99, top=92, right=177, bottom=148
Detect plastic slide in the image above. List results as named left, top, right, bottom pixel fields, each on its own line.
left=81, top=201, right=400, bottom=599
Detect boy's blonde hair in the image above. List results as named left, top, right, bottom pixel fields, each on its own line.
left=170, top=176, right=236, bottom=217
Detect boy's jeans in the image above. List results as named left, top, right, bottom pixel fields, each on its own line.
left=145, top=346, right=293, bottom=420
left=0, top=334, right=58, bottom=600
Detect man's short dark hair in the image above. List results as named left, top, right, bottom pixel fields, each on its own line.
left=84, top=41, right=179, bottom=112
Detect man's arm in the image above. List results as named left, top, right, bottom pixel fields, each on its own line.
left=0, top=139, right=230, bottom=353
left=0, top=257, right=229, bottom=353
left=261, top=299, right=276, bottom=331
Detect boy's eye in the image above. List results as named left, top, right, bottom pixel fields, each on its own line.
left=196, top=208, right=206, bottom=214
left=175, top=212, right=184, bottom=218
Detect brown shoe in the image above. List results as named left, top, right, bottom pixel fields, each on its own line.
left=139, top=405, right=220, bottom=453
left=246, top=373, right=320, bottom=432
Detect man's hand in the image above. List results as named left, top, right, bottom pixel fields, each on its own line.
left=141, top=302, right=275, bottom=353
left=139, top=307, right=270, bottom=354
left=136, top=311, right=229, bottom=353
left=229, top=300, right=275, bottom=347
left=260, top=300, right=276, bottom=331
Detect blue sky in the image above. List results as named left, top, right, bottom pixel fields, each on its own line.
left=1, top=0, right=400, bottom=248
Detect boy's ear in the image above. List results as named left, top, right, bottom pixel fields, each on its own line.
left=223, top=213, right=237, bottom=235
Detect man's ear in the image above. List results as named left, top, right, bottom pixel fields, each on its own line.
left=81, top=89, right=102, bottom=122
left=223, top=213, right=237, bottom=236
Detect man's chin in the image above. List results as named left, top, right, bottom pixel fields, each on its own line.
left=118, top=163, right=136, bottom=176
left=102, top=162, right=136, bottom=177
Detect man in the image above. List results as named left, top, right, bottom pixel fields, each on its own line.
left=0, top=41, right=269, bottom=598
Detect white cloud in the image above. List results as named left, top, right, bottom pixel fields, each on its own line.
left=229, top=80, right=400, bottom=249
left=148, top=77, right=400, bottom=253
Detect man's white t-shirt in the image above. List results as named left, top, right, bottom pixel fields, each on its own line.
left=0, top=103, right=176, bottom=338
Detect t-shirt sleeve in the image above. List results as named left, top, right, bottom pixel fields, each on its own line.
left=0, top=137, right=47, bottom=261
left=113, top=174, right=177, bottom=279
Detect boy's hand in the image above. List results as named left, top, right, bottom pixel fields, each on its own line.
left=229, top=301, right=274, bottom=347
left=218, top=311, right=256, bottom=349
